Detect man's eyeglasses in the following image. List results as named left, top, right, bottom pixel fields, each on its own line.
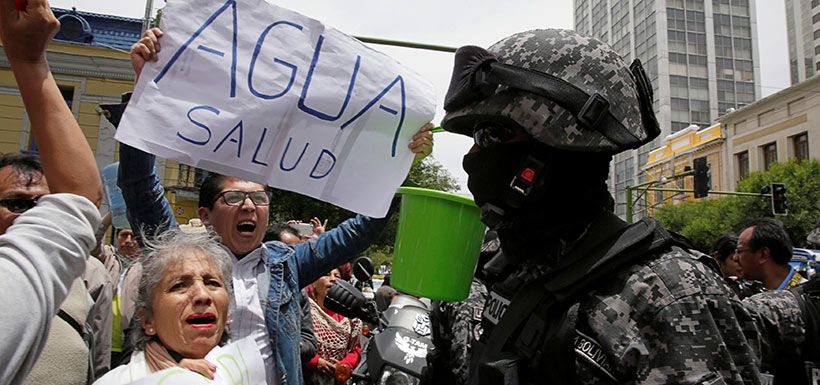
left=735, top=247, right=751, bottom=254
left=215, top=190, right=272, bottom=206
left=0, top=197, right=40, bottom=214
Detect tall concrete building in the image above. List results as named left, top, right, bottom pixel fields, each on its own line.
left=574, top=0, right=761, bottom=219
left=785, top=0, right=820, bottom=84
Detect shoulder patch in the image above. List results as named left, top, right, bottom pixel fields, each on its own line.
left=574, top=330, right=618, bottom=383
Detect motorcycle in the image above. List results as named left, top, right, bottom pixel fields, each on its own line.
left=324, top=257, right=433, bottom=385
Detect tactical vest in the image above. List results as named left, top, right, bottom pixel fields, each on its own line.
left=470, top=212, right=691, bottom=385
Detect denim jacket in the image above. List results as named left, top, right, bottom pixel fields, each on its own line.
left=118, top=143, right=391, bottom=384
left=262, top=214, right=389, bottom=385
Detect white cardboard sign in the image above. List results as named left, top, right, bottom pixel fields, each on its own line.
left=128, top=337, right=266, bottom=385
left=116, top=0, right=436, bottom=217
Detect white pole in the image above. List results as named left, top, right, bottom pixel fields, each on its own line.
left=141, top=0, right=155, bottom=34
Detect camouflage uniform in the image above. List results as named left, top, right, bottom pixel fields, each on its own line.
left=743, top=289, right=806, bottom=384
left=691, top=249, right=765, bottom=300
left=477, top=231, right=764, bottom=384
left=576, top=249, right=761, bottom=384
left=437, top=28, right=776, bottom=385
left=726, top=278, right=766, bottom=300
left=430, top=279, right=489, bottom=385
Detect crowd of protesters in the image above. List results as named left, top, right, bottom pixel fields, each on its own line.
left=2, top=1, right=820, bottom=385
left=0, top=2, right=431, bottom=384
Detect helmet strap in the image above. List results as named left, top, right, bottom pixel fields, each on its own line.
left=480, top=151, right=547, bottom=230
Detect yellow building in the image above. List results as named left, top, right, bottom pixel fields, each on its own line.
left=0, top=12, right=135, bottom=165
left=637, top=72, right=820, bottom=217
left=163, top=164, right=204, bottom=225
left=0, top=8, right=199, bottom=225
left=641, top=123, right=724, bottom=215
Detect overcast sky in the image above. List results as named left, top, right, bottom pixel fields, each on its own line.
left=49, top=0, right=791, bottom=193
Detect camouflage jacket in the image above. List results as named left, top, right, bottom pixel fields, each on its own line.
left=478, top=245, right=765, bottom=385
left=572, top=247, right=763, bottom=384
left=431, top=279, right=489, bottom=385
left=742, top=290, right=806, bottom=384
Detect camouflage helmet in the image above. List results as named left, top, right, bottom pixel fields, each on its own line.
left=441, top=29, right=659, bottom=153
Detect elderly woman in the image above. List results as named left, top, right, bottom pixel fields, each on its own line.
left=94, top=229, right=232, bottom=384
left=305, top=268, right=362, bottom=384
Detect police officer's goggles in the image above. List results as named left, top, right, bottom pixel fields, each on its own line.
left=472, top=121, right=529, bottom=149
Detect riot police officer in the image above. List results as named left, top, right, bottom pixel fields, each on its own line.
left=440, top=29, right=766, bottom=384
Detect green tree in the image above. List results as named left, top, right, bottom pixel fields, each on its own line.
left=654, top=196, right=741, bottom=251
left=406, top=158, right=460, bottom=192
left=733, top=159, right=820, bottom=246
left=268, top=189, right=354, bottom=230
left=654, top=159, right=820, bottom=252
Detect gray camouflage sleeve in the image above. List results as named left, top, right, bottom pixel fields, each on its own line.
left=632, top=295, right=761, bottom=385
left=742, top=290, right=805, bottom=373
left=449, top=303, right=473, bottom=385
left=584, top=252, right=764, bottom=385
left=445, top=280, right=487, bottom=385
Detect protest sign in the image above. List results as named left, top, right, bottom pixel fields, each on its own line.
left=116, top=0, right=436, bottom=217
left=127, top=368, right=204, bottom=385
left=127, top=337, right=265, bottom=385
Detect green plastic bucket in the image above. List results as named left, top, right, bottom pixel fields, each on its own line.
left=392, top=187, right=487, bottom=301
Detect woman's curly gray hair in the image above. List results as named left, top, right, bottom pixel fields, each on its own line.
left=131, top=227, right=234, bottom=351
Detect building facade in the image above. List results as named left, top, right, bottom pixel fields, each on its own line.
left=785, top=0, right=820, bottom=84
left=720, top=73, right=820, bottom=191
left=642, top=123, right=724, bottom=215
left=0, top=8, right=200, bottom=225
left=574, top=0, right=761, bottom=218
left=0, top=8, right=138, bottom=168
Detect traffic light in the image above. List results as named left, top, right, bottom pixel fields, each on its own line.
left=771, top=183, right=788, bottom=215
left=693, top=157, right=710, bottom=198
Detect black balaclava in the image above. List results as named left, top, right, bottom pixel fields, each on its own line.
left=463, top=139, right=613, bottom=266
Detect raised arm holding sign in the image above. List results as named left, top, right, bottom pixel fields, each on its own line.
left=0, top=0, right=102, bottom=383
left=118, top=0, right=435, bottom=217
left=117, top=3, right=433, bottom=383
